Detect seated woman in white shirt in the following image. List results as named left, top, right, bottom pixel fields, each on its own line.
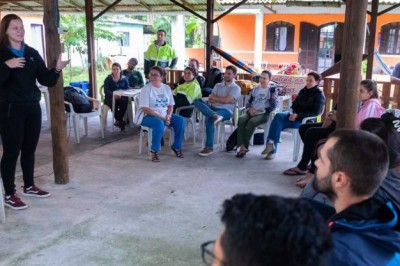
left=138, top=66, right=185, bottom=162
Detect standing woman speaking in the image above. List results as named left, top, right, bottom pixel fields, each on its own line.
left=0, top=14, right=69, bottom=210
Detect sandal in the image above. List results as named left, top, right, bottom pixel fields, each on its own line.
left=283, top=167, right=307, bottom=176
left=150, top=150, right=160, bottom=162
left=171, top=145, right=184, bottom=158
left=236, top=149, right=248, bottom=158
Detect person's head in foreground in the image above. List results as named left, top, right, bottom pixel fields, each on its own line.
left=313, top=129, right=389, bottom=210
left=201, top=194, right=332, bottom=266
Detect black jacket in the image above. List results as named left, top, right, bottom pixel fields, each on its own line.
left=0, top=44, right=59, bottom=105
left=291, top=85, right=325, bottom=121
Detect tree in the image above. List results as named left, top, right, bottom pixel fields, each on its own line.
left=185, top=15, right=204, bottom=48
left=60, top=15, right=123, bottom=69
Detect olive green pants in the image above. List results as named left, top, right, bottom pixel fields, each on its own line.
left=237, top=113, right=268, bottom=149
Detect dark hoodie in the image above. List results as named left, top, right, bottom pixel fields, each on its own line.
left=291, top=85, right=325, bottom=121
left=0, top=44, right=59, bottom=105
left=329, top=197, right=400, bottom=266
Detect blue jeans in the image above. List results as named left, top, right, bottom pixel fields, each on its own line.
left=194, top=99, right=232, bottom=148
left=267, top=112, right=302, bottom=153
left=141, top=114, right=185, bottom=152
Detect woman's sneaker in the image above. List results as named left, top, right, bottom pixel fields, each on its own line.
left=4, top=194, right=28, bottom=210
left=22, top=185, right=51, bottom=198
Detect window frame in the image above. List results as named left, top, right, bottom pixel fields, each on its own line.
left=266, top=21, right=295, bottom=52
left=379, top=22, right=400, bottom=55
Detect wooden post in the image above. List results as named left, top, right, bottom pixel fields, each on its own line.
left=366, top=0, right=379, bottom=79
left=43, top=0, right=69, bottom=184
left=336, top=0, right=368, bottom=129
left=205, top=0, right=214, bottom=73
left=85, top=0, right=97, bottom=98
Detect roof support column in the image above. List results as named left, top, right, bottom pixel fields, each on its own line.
left=43, top=0, right=69, bottom=184
left=85, top=0, right=97, bottom=98
left=254, top=10, right=263, bottom=71
left=171, top=14, right=185, bottom=70
left=205, top=0, right=214, bottom=73
left=366, top=0, right=379, bottom=79
left=337, top=0, right=368, bottom=129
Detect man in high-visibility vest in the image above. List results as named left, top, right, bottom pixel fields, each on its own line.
left=144, top=29, right=178, bottom=79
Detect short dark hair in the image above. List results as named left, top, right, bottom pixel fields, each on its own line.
left=360, top=79, right=379, bottom=99
left=327, top=130, right=389, bottom=196
left=225, top=65, right=237, bottom=75
left=307, top=71, right=322, bottom=83
left=184, top=66, right=196, bottom=78
left=112, top=62, right=121, bottom=70
left=261, top=69, right=272, bottom=79
left=360, top=117, right=400, bottom=168
left=0, top=14, right=22, bottom=48
left=128, top=58, right=138, bottom=65
left=150, top=65, right=165, bottom=76
left=157, top=29, right=166, bottom=35
left=189, top=58, right=200, bottom=69
left=220, top=194, right=332, bottom=266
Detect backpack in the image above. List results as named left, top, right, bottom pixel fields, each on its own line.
left=64, top=86, right=92, bottom=113
left=226, top=128, right=238, bottom=152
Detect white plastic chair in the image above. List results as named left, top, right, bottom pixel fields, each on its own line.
left=0, top=181, right=5, bottom=223
left=39, top=86, right=51, bottom=127
left=64, top=87, right=104, bottom=143
left=175, top=105, right=196, bottom=144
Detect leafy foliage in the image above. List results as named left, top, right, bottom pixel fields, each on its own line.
left=185, top=15, right=204, bottom=48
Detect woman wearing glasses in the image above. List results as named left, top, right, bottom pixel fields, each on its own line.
left=138, top=66, right=185, bottom=162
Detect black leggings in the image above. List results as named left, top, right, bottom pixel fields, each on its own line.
left=0, top=103, right=42, bottom=196
left=104, top=96, right=128, bottom=123
left=297, top=123, right=335, bottom=171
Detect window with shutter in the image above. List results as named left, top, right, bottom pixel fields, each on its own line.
left=379, top=23, right=400, bottom=55
left=265, top=21, right=295, bottom=52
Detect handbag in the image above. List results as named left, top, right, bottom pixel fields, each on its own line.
left=133, top=108, right=144, bottom=125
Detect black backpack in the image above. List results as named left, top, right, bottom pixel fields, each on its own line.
left=64, top=86, right=92, bottom=113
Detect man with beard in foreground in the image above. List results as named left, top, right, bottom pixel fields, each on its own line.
left=313, top=130, right=400, bottom=265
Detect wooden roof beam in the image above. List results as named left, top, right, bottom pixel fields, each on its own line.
left=213, top=0, right=248, bottom=23
left=378, top=3, right=400, bottom=16
left=137, top=0, right=152, bottom=11
left=263, top=4, right=276, bottom=14
left=169, top=0, right=206, bottom=22
left=93, top=0, right=122, bottom=21
left=64, top=0, right=82, bottom=9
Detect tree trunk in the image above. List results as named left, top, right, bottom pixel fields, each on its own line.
left=43, top=0, right=69, bottom=184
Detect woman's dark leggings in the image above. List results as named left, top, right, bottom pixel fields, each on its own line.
left=297, top=123, right=335, bottom=171
left=104, top=96, right=128, bottom=122
left=0, top=103, right=42, bottom=196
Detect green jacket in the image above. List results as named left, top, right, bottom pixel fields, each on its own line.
left=173, top=80, right=202, bottom=104
left=144, top=41, right=177, bottom=78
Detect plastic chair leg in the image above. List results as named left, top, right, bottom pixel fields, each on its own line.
left=0, top=183, right=6, bottom=223
left=73, top=116, right=80, bottom=143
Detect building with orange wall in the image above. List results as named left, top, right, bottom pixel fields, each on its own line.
left=185, top=6, right=400, bottom=73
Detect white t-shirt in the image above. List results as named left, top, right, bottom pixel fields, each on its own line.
left=211, top=82, right=241, bottom=114
left=139, top=83, right=174, bottom=117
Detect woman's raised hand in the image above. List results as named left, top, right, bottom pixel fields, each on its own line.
left=5, top=57, right=25, bottom=68
left=56, top=54, right=70, bottom=71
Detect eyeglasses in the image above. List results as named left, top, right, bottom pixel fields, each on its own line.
left=150, top=73, right=161, bottom=77
left=201, top=240, right=225, bottom=266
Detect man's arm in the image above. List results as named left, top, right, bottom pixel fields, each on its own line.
left=209, top=93, right=235, bottom=104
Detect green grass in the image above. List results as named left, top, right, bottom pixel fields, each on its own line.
left=63, top=66, right=109, bottom=98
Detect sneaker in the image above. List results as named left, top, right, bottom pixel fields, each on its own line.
left=265, top=152, right=276, bottom=160
left=261, top=142, right=275, bottom=155
left=4, top=194, right=28, bottom=210
left=199, top=147, right=214, bottom=157
left=213, top=114, right=223, bottom=125
left=120, top=121, right=126, bottom=131
left=22, top=185, right=51, bottom=198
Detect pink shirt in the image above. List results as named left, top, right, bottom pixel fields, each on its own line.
left=356, top=98, right=385, bottom=128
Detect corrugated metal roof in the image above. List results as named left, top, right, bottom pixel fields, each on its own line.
left=0, top=0, right=399, bottom=13
left=0, top=0, right=223, bottom=13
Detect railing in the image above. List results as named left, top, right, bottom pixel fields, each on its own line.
left=323, top=74, right=400, bottom=116
left=165, top=69, right=252, bottom=88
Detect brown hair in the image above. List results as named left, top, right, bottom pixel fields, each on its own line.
left=360, top=79, right=379, bottom=99
left=226, top=65, right=238, bottom=75
left=0, top=14, right=23, bottom=48
left=150, top=66, right=165, bottom=77
left=307, top=71, right=322, bottom=83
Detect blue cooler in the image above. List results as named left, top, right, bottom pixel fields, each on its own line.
left=69, top=81, right=90, bottom=96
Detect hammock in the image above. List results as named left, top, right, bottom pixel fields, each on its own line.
left=373, top=48, right=392, bottom=75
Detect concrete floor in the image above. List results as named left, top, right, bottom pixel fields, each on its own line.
left=0, top=105, right=303, bottom=266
